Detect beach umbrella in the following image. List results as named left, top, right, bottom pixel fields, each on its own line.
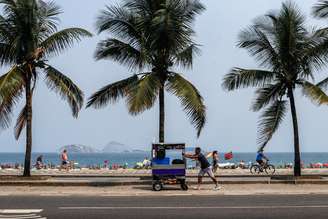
left=224, top=152, right=233, bottom=160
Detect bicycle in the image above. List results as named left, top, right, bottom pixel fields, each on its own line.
left=250, top=161, right=275, bottom=175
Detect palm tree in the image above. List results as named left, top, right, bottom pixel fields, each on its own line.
left=222, top=1, right=328, bottom=177
left=313, top=0, right=328, bottom=91
left=0, top=0, right=92, bottom=176
left=87, top=0, right=206, bottom=142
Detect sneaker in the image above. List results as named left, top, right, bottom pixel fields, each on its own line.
left=193, top=186, right=200, bottom=190
left=214, top=185, right=222, bottom=190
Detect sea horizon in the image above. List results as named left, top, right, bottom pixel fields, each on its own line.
left=0, top=152, right=328, bottom=168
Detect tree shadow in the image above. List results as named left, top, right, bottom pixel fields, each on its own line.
left=132, top=185, right=183, bottom=191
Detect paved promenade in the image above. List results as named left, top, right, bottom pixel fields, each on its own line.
left=1, top=184, right=328, bottom=196
left=1, top=168, right=328, bottom=176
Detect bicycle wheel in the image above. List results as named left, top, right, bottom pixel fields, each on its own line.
left=265, top=164, right=276, bottom=175
left=250, top=165, right=261, bottom=174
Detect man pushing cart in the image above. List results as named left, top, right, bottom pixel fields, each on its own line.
left=183, top=147, right=221, bottom=190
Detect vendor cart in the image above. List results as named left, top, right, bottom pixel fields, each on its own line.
left=151, top=143, right=188, bottom=191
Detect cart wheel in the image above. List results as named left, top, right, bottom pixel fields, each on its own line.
left=153, top=182, right=163, bottom=191
left=181, top=183, right=188, bottom=191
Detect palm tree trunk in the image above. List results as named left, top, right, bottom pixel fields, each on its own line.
left=288, top=87, right=301, bottom=177
left=23, top=76, right=32, bottom=177
left=159, top=85, right=165, bottom=143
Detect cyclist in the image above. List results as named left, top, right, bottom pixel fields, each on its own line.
left=256, top=149, right=269, bottom=169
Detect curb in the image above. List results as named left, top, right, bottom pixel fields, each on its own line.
left=0, top=181, right=150, bottom=187
left=0, top=179, right=327, bottom=186
left=1, top=174, right=327, bottom=178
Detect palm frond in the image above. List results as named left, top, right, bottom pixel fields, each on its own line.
left=0, top=65, right=24, bottom=129
left=302, top=28, right=328, bottom=71
left=258, top=100, right=288, bottom=149
left=302, top=81, right=328, bottom=105
left=41, top=28, right=92, bottom=57
left=166, top=73, right=206, bottom=137
left=313, top=0, right=328, bottom=18
left=222, top=68, right=276, bottom=91
left=96, top=4, right=141, bottom=45
left=126, top=73, right=161, bottom=115
left=276, top=2, right=307, bottom=71
left=150, top=4, right=194, bottom=53
left=174, top=43, right=200, bottom=69
left=238, top=25, right=280, bottom=68
left=146, top=0, right=204, bottom=55
left=37, top=0, right=62, bottom=37
left=0, top=42, right=16, bottom=66
left=0, top=14, right=14, bottom=41
left=181, top=0, right=206, bottom=23
left=14, top=104, right=26, bottom=140
left=317, top=76, right=328, bottom=90
left=95, top=38, right=145, bottom=69
left=43, top=65, right=84, bottom=118
left=87, top=74, right=139, bottom=109
left=252, top=83, right=285, bottom=112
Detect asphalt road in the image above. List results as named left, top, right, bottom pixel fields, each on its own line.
left=1, top=195, right=328, bottom=219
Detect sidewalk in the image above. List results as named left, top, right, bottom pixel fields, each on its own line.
left=1, top=184, right=328, bottom=196
left=0, top=176, right=328, bottom=186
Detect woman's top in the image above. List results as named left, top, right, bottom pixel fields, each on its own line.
left=212, top=156, right=218, bottom=167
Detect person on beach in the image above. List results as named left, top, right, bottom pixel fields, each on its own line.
left=60, top=149, right=69, bottom=171
left=143, top=157, right=151, bottom=169
left=206, top=150, right=219, bottom=173
left=183, top=147, right=221, bottom=190
left=238, top=160, right=246, bottom=169
left=35, top=155, right=44, bottom=169
left=104, top=160, right=109, bottom=168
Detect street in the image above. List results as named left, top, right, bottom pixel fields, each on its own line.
left=1, top=195, right=328, bottom=219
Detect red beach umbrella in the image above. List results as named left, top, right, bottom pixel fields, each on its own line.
left=224, top=152, right=233, bottom=160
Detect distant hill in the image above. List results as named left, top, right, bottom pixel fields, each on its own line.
left=102, top=141, right=128, bottom=153
left=102, top=141, right=148, bottom=153
left=186, top=147, right=195, bottom=152
left=59, top=145, right=99, bottom=153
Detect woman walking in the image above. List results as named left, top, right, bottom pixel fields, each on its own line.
left=207, top=151, right=219, bottom=173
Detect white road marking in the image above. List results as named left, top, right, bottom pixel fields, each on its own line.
left=0, top=215, right=42, bottom=219
left=59, top=205, right=328, bottom=210
left=0, top=209, right=45, bottom=219
left=0, top=213, right=37, bottom=216
left=0, top=210, right=43, bottom=214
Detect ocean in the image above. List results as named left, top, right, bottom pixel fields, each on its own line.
left=0, top=152, right=328, bottom=168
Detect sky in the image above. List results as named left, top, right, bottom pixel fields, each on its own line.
left=1, top=0, right=328, bottom=153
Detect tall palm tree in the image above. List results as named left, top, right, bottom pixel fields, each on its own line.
left=87, top=0, right=206, bottom=142
left=222, top=1, right=328, bottom=177
left=313, top=0, right=328, bottom=91
left=0, top=0, right=92, bottom=176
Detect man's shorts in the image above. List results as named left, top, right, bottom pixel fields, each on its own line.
left=257, top=160, right=264, bottom=165
left=198, top=166, right=215, bottom=178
